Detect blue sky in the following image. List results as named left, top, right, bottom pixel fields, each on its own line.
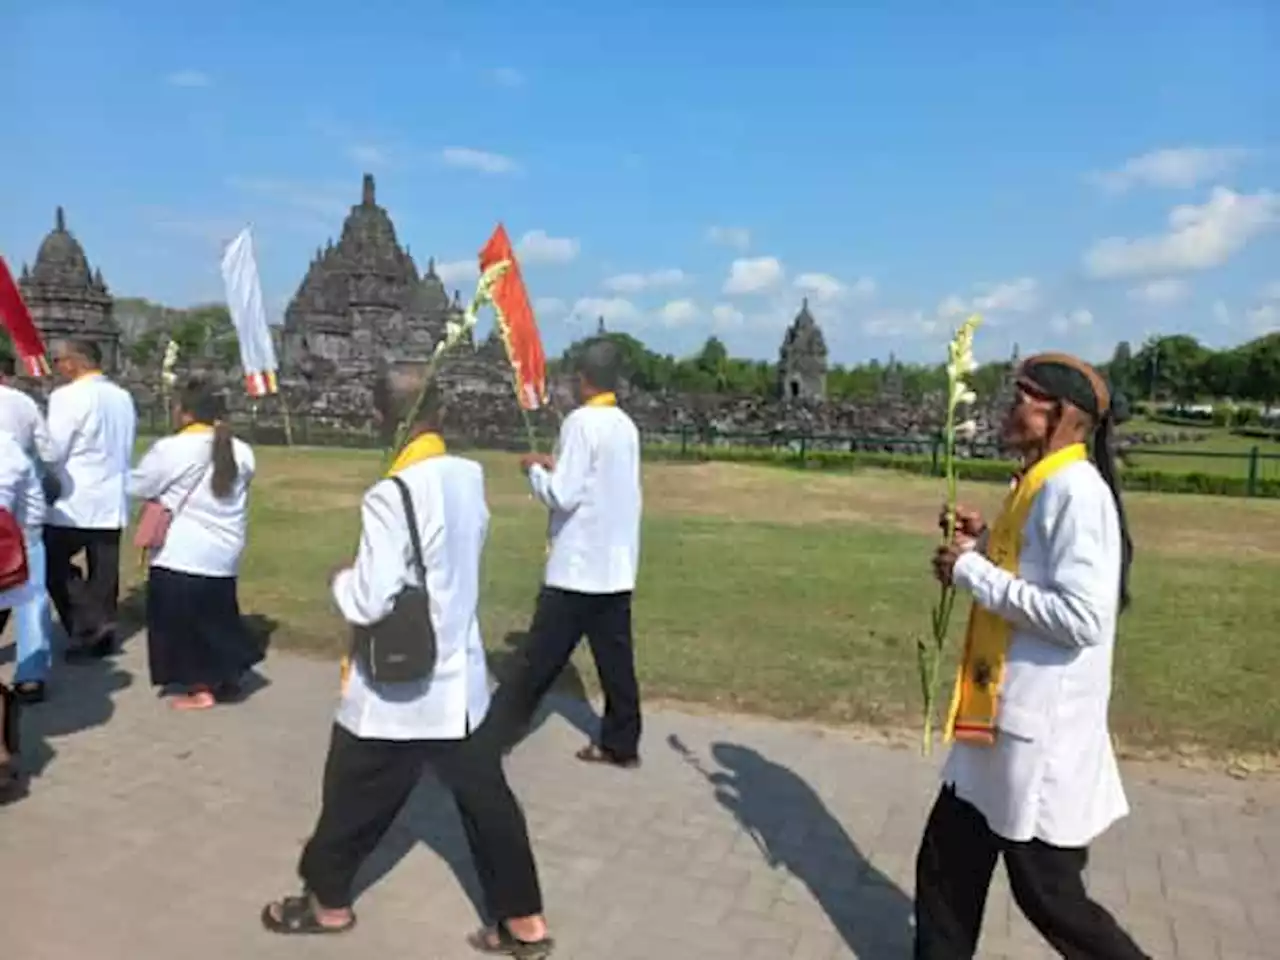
left=4, top=1, right=1279, bottom=365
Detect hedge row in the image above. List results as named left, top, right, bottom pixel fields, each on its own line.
left=643, top=442, right=1280, bottom=499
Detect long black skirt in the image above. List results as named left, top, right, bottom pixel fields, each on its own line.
left=146, top=566, right=263, bottom=689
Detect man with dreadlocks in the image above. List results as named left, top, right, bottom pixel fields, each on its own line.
left=914, top=353, right=1149, bottom=959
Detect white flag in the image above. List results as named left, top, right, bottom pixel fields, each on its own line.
left=220, top=226, right=279, bottom=397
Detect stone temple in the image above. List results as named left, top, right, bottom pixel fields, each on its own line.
left=281, top=173, right=518, bottom=419
left=18, top=207, right=120, bottom=372
left=777, top=297, right=828, bottom=401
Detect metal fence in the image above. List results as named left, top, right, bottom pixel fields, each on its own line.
left=143, top=409, right=1280, bottom=497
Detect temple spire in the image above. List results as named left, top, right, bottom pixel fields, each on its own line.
left=361, top=173, right=375, bottom=206
left=55, top=206, right=66, bottom=232
left=597, top=316, right=606, bottom=335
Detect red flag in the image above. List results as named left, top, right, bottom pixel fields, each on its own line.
left=0, top=256, right=50, bottom=377
left=479, top=224, right=547, bottom=411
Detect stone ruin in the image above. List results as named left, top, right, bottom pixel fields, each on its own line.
left=17, top=207, right=120, bottom=372
left=5, top=187, right=1209, bottom=456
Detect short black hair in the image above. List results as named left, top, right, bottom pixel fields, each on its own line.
left=577, top=337, right=623, bottom=391
left=176, top=375, right=227, bottom=424
left=0, top=356, right=15, bottom=377
left=373, top=359, right=445, bottom=439
left=54, top=338, right=102, bottom=367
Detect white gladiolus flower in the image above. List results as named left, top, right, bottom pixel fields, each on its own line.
left=951, top=383, right=977, bottom=408
left=160, top=339, right=180, bottom=388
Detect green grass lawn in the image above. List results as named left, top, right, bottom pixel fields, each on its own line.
left=1121, top=423, right=1280, bottom=480
left=112, top=446, right=1280, bottom=759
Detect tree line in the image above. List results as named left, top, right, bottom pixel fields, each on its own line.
left=2, top=296, right=1277, bottom=407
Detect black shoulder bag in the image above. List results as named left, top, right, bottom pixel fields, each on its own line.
left=350, top=476, right=438, bottom=685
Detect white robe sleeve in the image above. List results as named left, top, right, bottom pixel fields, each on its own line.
left=952, top=483, right=1114, bottom=649
left=45, top=389, right=79, bottom=467
left=332, top=482, right=409, bottom=627
left=528, top=415, right=591, bottom=512
left=128, top=440, right=173, bottom=500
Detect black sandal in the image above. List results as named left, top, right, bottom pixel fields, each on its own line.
left=468, top=923, right=555, bottom=958
left=575, top=743, right=640, bottom=769
left=260, top=894, right=356, bottom=935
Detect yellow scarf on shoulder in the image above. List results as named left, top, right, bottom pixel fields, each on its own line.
left=340, top=432, right=447, bottom=694
left=943, top=443, right=1088, bottom=745
left=584, top=391, right=617, bottom=408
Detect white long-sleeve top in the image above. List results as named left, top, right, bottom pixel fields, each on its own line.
left=528, top=404, right=642, bottom=594
left=0, top=431, right=42, bottom=610
left=47, top=373, right=137, bottom=529
left=128, top=431, right=256, bottom=578
left=0, top=383, right=56, bottom=465
left=332, top=455, right=492, bottom=741
left=942, top=458, right=1129, bottom=848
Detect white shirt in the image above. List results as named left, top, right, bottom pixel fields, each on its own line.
left=0, top=383, right=56, bottom=465
left=942, top=459, right=1129, bottom=848
left=47, top=373, right=138, bottom=529
left=0, top=432, right=42, bottom=610
left=529, top=403, right=642, bottom=594
left=333, top=455, right=492, bottom=741
left=128, top=431, right=256, bottom=578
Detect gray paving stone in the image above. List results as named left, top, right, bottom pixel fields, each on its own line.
left=2, top=640, right=1277, bottom=959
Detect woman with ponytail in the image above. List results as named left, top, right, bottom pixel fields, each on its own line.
left=129, top=377, right=261, bottom=710
left=914, top=353, right=1149, bottom=959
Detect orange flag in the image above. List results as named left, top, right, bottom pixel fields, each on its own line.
left=0, top=256, right=51, bottom=376
left=478, top=224, right=547, bottom=410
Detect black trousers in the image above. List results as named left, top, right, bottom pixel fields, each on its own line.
left=44, top=526, right=122, bottom=645
left=299, top=723, right=543, bottom=922
left=496, top=586, right=641, bottom=761
left=914, top=787, right=1150, bottom=959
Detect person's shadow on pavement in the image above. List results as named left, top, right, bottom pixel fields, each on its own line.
left=670, top=735, right=914, bottom=958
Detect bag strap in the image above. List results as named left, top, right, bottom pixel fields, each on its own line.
left=389, top=476, right=427, bottom=587
left=172, top=462, right=212, bottom=518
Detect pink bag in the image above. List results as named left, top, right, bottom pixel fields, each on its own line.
left=132, top=466, right=208, bottom=552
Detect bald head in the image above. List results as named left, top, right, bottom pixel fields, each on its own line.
left=372, top=359, right=444, bottom=442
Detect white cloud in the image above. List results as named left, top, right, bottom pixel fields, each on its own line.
left=862, top=309, right=939, bottom=339
left=1246, top=302, right=1280, bottom=333
left=348, top=144, right=389, bottom=167
left=490, top=67, right=526, bottom=88
left=517, top=229, right=580, bottom=265
left=439, top=146, right=520, bottom=175
left=166, top=70, right=212, bottom=88
left=567, top=297, right=642, bottom=326
left=1213, top=300, right=1233, bottom=327
left=657, top=299, right=700, bottom=327
left=938, top=277, right=1039, bottom=319
left=1261, top=281, right=1280, bottom=301
left=534, top=297, right=567, bottom=317
left=1127, top=278, right=1190, bottom=305
left=1083, top=187, right=1280, bottom=279
left=1050, top=308, right=1095, bottom=334
left=435, top=260, right=479, bottom=287
left=706, top=225, right=751, bottom=251
left=1089, top=147, right=1253, bottom=193
left=711, top=303, right=745, bottom=330
left=793, top=272, right=877, bottom=306
left=723, top=256, right=784, bottom=295
left=602, top=268, right=687, bottom=293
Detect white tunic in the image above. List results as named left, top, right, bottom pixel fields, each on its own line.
left=0, top=383, right=56, bottom=464
left=529, top=404, right=642, bottom=594
left=128, top=432, right=256, bottom=578
left=0, top=432, right=42, bottom=610
left=46, top=373, right=138, bottom=530
left=332, top=455, right=492, bottom=742
left=943, top=459, right=1130, bottom=848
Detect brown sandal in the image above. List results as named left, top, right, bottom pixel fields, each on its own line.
left=468, top=923, right=555, bottom=958
left=574, top=743, right=640, bottom=769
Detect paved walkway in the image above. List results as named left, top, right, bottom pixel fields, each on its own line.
left=2, top=641, right=1277, bottom=960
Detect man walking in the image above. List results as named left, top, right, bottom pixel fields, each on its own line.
left=44, top=339, right=137, bottom=661
left=262, top=366, right=553, bottom=957
left=503, top=337, right=644, bottom=768
left=0, top=357, right=59, bottom=701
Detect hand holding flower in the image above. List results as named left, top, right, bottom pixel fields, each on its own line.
left=932, top=540, right=976, bottom=587
left=938, top=503, right=985, bottom=540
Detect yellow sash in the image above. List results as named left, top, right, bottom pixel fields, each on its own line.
left=584, top=391, right=617, bottom=408
left=178, top=423, right=214, bottom=436
left=943, top=443, right=1088, bottom=745
left=340, top=432, right=447, bottom=694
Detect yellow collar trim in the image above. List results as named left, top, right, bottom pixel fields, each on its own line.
left=387, top=432, right=447, bottom=477
left=73, top=370, right=103, bottom=383
left=585, top=392, right=617, bottom=407
left=179, top=423, right=215, bottom=436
